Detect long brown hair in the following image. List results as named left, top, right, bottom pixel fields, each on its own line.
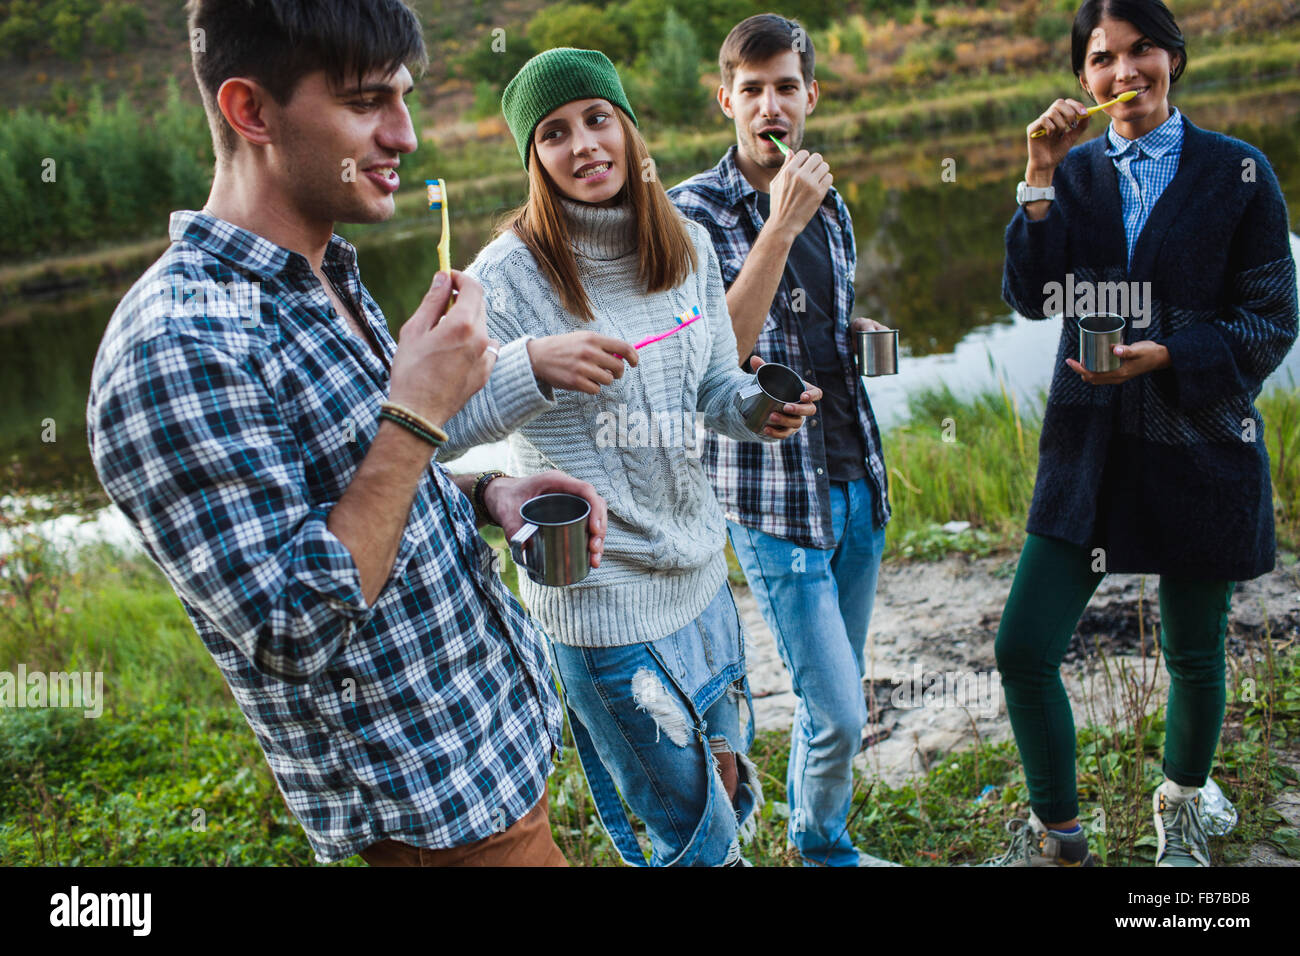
left=495, top=107, right=698, bottom=322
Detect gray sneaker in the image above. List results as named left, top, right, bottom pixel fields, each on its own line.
left=1154, top=783, right=1211, bottom=867
left=980, top=813, right=1095, bottom=867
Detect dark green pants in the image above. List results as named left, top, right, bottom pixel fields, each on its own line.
left=994, top=533, right=1234, bottom=823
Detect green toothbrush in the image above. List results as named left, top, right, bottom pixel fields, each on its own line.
left=766, top=132, right=792, bottom=157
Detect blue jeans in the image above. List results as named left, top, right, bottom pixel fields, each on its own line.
left=550, top=581, right=760, bottom=866
left=727, top=478, right=886, bottom=866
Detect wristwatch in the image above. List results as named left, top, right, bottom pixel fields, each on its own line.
left=1016, top=180, right=1056, bottom=204
left=472, top=470, right=507, bottom=525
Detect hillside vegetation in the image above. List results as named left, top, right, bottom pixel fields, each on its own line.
left=1, top=0, right=1297, bottom=265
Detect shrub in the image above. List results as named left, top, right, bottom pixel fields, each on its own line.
left=89, top=2, right=147, bottom=54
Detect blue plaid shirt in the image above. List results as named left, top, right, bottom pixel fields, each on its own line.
left=86, top=210, right=563, bottom=863
left=668, top=146, right=890, bottom=548
left=1105, top=107, right=1184, bottom=268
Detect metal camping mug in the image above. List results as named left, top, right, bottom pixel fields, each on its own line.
left=854, top=326, right=899, bottom=377
left=508, top=493, right=591, bottom=587
left=735, top=361, right=807, bottom=433
left=1078, top=312, right=1126, bottom=372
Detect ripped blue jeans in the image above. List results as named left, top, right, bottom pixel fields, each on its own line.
left=550, top=581, right=761, bottom=866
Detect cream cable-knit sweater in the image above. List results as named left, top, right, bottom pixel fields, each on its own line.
left=442, top=195, right=776, bottom=647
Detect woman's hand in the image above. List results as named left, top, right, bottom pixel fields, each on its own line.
left=526, top=331, right=638, bottom=394
left=1065, top=340, right=1171, bottom=385
left=483, top=470, right=607, bottom=569
left=1026, top=98, right=1091, bottom=180
left=748, top=355, right=822, bottom=439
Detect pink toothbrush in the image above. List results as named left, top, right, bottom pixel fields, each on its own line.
left=614, top=306, right=701, bottom=360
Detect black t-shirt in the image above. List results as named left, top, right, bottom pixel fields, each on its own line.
left=754, top=191, right=867, bottom=482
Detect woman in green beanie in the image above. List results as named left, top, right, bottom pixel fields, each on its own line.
left=453, top=47, right=821, bottom=866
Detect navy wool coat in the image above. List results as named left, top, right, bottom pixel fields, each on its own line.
left=1002, top=115, right=1298, bottom=581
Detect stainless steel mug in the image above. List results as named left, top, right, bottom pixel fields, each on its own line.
left=508, top=493, right=590, bottom=586
left=1078, top=312, right=1126, bottom=372
left=735, top=361, right=807, bottom=433
left=854, top=326, right=899, bottom=377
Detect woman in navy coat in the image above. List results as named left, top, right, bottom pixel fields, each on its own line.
left=992, top=0, right=1297, bottom=867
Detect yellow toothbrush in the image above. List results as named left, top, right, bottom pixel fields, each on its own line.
left=425, top=178, right=454, bottom=315
left=1030, top=90, right=1140, bottom=138
left=426, top=179, right=450, bottom=274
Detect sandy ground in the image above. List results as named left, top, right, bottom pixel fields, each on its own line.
left=734, top=551, right=1300, bottom=863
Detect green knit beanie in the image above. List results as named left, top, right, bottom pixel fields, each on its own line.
left=502, top=47, right=638, bottom=168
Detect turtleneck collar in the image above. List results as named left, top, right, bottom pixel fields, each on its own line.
left=559, top=194, right=638, bottom=261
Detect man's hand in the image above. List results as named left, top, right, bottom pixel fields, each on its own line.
left=748, top=355, right=821, bottom=439
left=388, top=271, right=497, bottom=428
left=526, top=331, right=639, bottom=394
left=483, top=470, right=608, bottom=569
left=850, top=317, right=890, bottom=335
left=767, top=148, right=832, bottom=243
left=1065, top=340, right=1171, bottom=385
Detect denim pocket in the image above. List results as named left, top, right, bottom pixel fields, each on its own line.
left=647, top=583, right=745, bottom=715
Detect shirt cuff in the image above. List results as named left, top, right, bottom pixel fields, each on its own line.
left=301, top=503, right=372, bottom=618
left=492, top=335, right=556, bottom=429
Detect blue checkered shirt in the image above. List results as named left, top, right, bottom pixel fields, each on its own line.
left=1105, top=107, right=1184, bottom=268
left=668, top=146, right=890, bottom=548
left=86, top=210, right=563, bottom=863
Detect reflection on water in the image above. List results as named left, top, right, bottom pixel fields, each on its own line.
left=848, top=174, right=1017, bottom=353
left=3, top=115, right=1298, bottom=502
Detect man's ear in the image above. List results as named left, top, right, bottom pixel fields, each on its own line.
left=216, top=77, right=275, bottom=149
left=716, top=84, right=732, bottom=119
left=805, top=78, right=819, bottom=115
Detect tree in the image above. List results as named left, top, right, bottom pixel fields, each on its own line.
left=89, top=2, right=148, bottom=53
left=527, top=4, right=631, bottom=64
left=455, top=27, right=537, bottom=87
left=649, top=8, right=704, bottom=127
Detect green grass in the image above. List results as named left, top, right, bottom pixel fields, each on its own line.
left=881, top=372, right=1042, bottom=561
left=6, top=548, right=1295, bottom=865
left=1260, top=379, right=1300, bottom=553
left=0, top=702, right=326, bottom=866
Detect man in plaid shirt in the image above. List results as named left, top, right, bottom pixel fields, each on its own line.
left=668, top=15, right=895, bottom=867
left=87, top=0, right=607, bottom=866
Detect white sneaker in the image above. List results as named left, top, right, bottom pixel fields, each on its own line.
left=1154, top=780, right=1211, bottom=867
left=857, top=850, right=902, bottom=867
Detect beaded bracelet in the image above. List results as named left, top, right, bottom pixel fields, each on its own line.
left=379, top=401, right=449, bottom=448
left=378, top=409, right=443, bottom=449
left=472, top=470, right=508, bottom=525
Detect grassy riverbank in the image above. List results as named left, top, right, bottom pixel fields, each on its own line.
left=3, top=523, right=1296, bottom=866
left=3, top=384, right=1298, bottom=865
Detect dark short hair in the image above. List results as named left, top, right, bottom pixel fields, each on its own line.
left=187, top=0, right=428, bottom=158
left=1070, top=0, right=1186, bottom=84
left=719, top=14, right=815, bottom=92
